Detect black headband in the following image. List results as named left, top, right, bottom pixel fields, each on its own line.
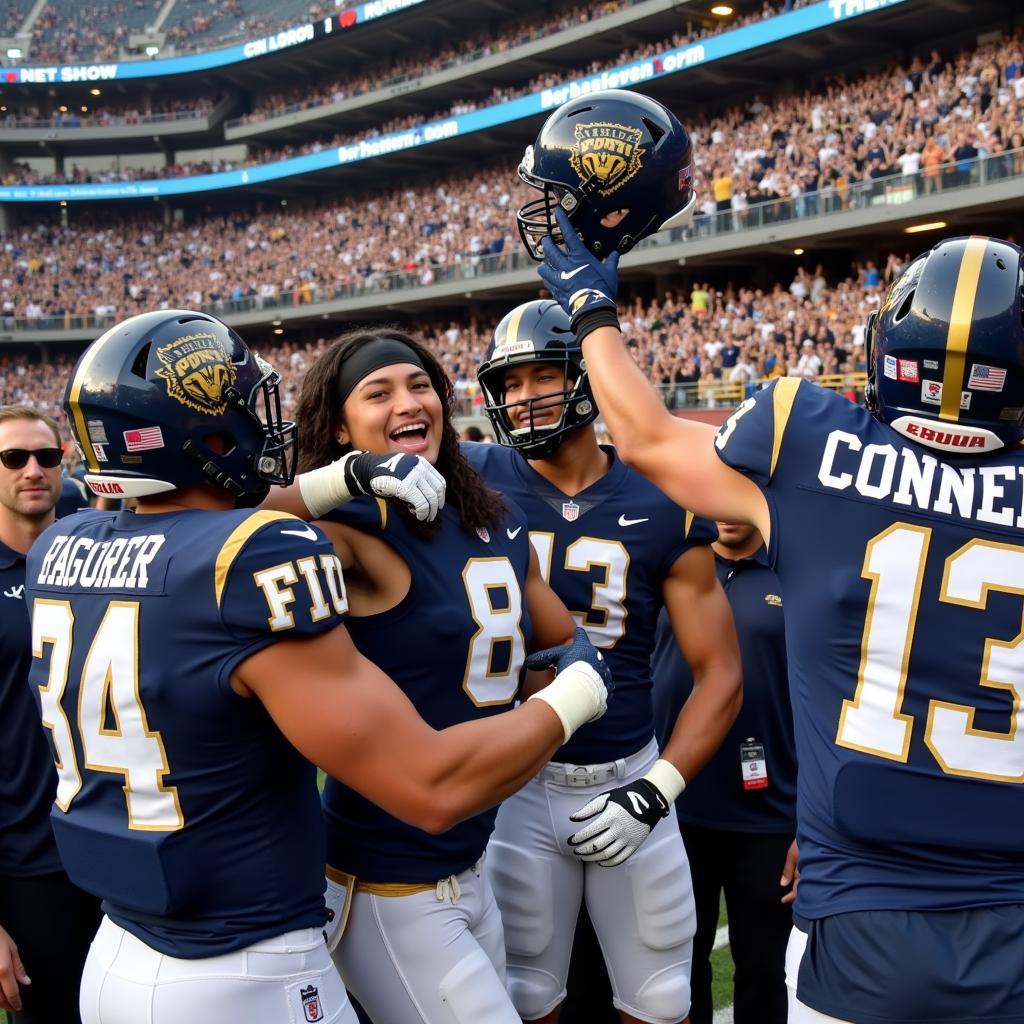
left=336, top=338, right=426, bottom=406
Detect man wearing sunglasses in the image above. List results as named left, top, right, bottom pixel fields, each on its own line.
left=0, top=405, right=101, bottom=1022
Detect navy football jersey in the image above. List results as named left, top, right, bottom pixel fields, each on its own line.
left=25, top=507, right=347, bottom=957
left=652, top=547, right=796, bottom=834
left=716, top=378, right=1024, bottom=918
left=322, top=497, right=533, bottom=883
left=466, top=442, right=715, bottom=763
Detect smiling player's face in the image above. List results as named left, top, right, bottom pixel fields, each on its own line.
left=337, top=362, right=444, bottom=466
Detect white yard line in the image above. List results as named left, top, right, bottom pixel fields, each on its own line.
left=712, top=1006, right=734, bottom=1024
left=713, top=924, right=729, bottom=950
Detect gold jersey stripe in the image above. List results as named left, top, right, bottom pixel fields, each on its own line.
left=939, top=236, right=988, bottom=422
left=213, top=510, right=297, bottom=607
left=684, top=509, right=694, bottom=539
left=375, top=497, right=388, bottom=529
left=770, top=377, right=801, bottom=479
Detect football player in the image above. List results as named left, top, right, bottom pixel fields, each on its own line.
left=280, top=329, right=612, bottom=1024
left=470, top=299, right=742, bottom=1024
left=535, top=106, right=1024, bottom=1021
left=25, top=311, right=611, bottom=1024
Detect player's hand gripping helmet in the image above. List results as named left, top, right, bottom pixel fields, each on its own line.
left=865, top=236, right=1024, bottom=454
left=517, top=88, right=695, bottom=261
left=477, top=299, right=599, bottom=459
left=64, top=310, right=297, bottom=503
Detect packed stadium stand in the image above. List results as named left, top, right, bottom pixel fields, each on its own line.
left=0, top=0, right=1021, bottom=451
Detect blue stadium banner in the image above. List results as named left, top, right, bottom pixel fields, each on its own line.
left=4, top=0, right=429, bottom=84
left=0, top=0, right=909, bottom=202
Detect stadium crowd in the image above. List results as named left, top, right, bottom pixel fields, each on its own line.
left=0, top=29, right=1021, bottom=328
left=0, top=256, right=888, bottom=442
left=5, top=26, right=1023, bottom=246
left=234, top=0, right=797, bottom=126
left=0, top=96, right=215, bottom=131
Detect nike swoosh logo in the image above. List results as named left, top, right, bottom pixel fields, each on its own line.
left=507, top=526, right=522, bottom=540
left=560, top=265, right=587, bottom=280
left=617, top=515, right=649, bottom=527
left=281, top=526, right=319, bottom=541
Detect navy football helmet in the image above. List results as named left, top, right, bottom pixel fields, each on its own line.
left=477, top=300, right=598, bottom=458
left=517, top=89, right=695, bottom=261
left=64, top=310, right=296, bottom=503
left=865, top=236, right=1024, bottom=454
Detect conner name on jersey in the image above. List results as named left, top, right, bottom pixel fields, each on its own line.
left=818, top=429, right=1024, bottom=527
left=35, top=533, right=165, bottom=589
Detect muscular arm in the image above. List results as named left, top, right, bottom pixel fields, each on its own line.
left=659, top=545, right=743, bottom=783
left=235, top=624, right=568, bottom=835
left=524, top=545, right=576, bottom=650
left=521, top=544, right=577, bottom=698
left=581, top=326, right=771, bottom=540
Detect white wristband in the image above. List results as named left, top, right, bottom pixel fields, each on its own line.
left=527, top=661, right=607, bottom=743
left=644, top=758, right=686, bottom=805
left=297, top=453, right=358, bottom=519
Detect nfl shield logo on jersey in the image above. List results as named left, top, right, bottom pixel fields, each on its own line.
left=562, top=501, right=580, bottom=522
left=301, top=984, right=322, bottom=1022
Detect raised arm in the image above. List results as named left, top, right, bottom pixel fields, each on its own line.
left=538, top=207, right=768, bottom=535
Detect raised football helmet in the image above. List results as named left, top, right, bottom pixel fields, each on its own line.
left=64, top=309, right=296, bottom=503
left=517, top=89, right=695, bottom=261
left=865, top=235, right=1024, bottom=453
left=477, top=299, right=598, bottom=458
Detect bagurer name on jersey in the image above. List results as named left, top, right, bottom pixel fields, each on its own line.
left=818, top=429, right=1024, bottom=527
left=35, top=533, right=166, bottom=590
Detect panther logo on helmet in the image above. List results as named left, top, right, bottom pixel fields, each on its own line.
left=569, top=122, right=644, bottom=196
left=155, top=332, right=238, bottom=414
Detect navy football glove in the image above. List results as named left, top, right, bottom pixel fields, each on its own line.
left=341, top=451, right=446, bottom=522
left=525, top=626, right=614, bottom=693
left=537, top=207, right=621, bottom=340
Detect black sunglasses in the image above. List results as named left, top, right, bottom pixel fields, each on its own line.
left=0, top=447, right=63, bottom=470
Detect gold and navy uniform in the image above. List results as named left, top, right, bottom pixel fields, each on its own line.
left=719, top=377, right=1024, bottom=1022
left=716, top=377, right=1024, bottom=919
left=321, top=497, right=533, bottom=883
left=25, top=508, right=347, bottom=958
left=465, top=441, right=715, bottom=763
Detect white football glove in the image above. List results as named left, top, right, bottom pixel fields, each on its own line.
left=568, top=759, right=685, bottom=867
left=299, top=450, right=446, bottom=522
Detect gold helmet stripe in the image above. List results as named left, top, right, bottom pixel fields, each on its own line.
left=66, top=314, right=149, bottom=472
left=939, top=236, right=988, bottom=423
left=502, top=303, right=528, bottom=347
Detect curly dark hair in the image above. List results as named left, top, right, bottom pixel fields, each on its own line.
left=295, top=329, right=506, bottom=536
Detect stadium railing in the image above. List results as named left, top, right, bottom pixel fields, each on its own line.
left=450, top=372, right=869, bottom=418
left=3, top=149, right=1020, bottom=335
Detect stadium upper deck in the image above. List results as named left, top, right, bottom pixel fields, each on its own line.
left=0, top=0, right=995, bottom=196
